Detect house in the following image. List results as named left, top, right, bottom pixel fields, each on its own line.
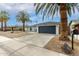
left=69, top=20, right=79, bottom=32
left=27, top=22, right=60, bottom=35
left=69, top=20, right=79, bottom=40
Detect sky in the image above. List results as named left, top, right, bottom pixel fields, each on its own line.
left=0, top=3, right=79, bottom=26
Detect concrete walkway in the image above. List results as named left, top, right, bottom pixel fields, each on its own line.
left=0, top=33, right=66, bottom=56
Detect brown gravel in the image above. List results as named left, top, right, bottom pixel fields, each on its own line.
left=44, top=36, right=79, bottom=56
left=0, top=31, right=32, bottom=38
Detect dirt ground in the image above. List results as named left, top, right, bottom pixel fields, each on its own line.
left=44, top=36, right=79, bottom=56
left=0, top=31, right=32, bottom=38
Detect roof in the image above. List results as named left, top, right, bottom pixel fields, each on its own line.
left=30, top=22, right=59, bottom=27
left=69, top=20, right=79, bottom=26
left=71, top=20, right=79, bottom=22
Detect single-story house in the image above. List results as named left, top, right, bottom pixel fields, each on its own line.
left=27, top=22, right=60, bottom=35
left=69, top=20, right=79, bottom=32
left=69, top=20, right=79, bottom=40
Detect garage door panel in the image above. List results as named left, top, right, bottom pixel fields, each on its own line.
left=38, top=26, right=56, bottom=34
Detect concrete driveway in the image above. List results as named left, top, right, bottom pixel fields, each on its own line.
left=14, top=32, right=55, bottom=47
left=0, top=32, right=66, bottom=56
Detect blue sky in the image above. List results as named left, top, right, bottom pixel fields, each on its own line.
left=0, top=3, right=79, bottom=26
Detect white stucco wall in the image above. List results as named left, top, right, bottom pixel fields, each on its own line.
left=56, top=25, right=59, bottom=35
left=31, top=26, right=37, bottom=32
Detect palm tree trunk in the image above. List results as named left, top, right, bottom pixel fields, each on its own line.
left=59, top=4, right=69, bottom=41
left=1, top=21, right=3, bottom=31
left=22, top=22, right=25, bottom=32
left=4, top=22, right=7, bottom=31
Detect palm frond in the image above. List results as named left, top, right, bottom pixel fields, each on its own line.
left=0, top=10, right=9, bottom=22
left=34, top=3, right=79, bottom=19
left=16, top=10, right=30, bottom=23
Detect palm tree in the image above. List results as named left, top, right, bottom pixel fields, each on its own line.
left=0, top=11, right=9, bottom=31
left=0, top=11, right=3, bottom=31
left=34, top=3, right=79, bottom=40
left=16, top=10, right=30, bottom=32
left=2, top=11, right=9, bottom=31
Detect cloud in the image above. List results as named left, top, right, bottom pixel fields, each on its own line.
left=0, top=3, right=34, bottom=12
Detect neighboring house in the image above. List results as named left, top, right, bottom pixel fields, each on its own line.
left=27, top=22, right=59, bottom=35
left=69, top=20, right=79, bottom=32
left=69, top=20, right=79, bottom=40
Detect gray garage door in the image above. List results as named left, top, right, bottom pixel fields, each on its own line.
left=38, top=26, right=56, bottom=34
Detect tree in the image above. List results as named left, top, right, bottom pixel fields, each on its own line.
left=16, top=10, right=30, bottom=32
left=34, top=3, right=79, bottom=40
left=0, top=11, right=9, bottom=31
